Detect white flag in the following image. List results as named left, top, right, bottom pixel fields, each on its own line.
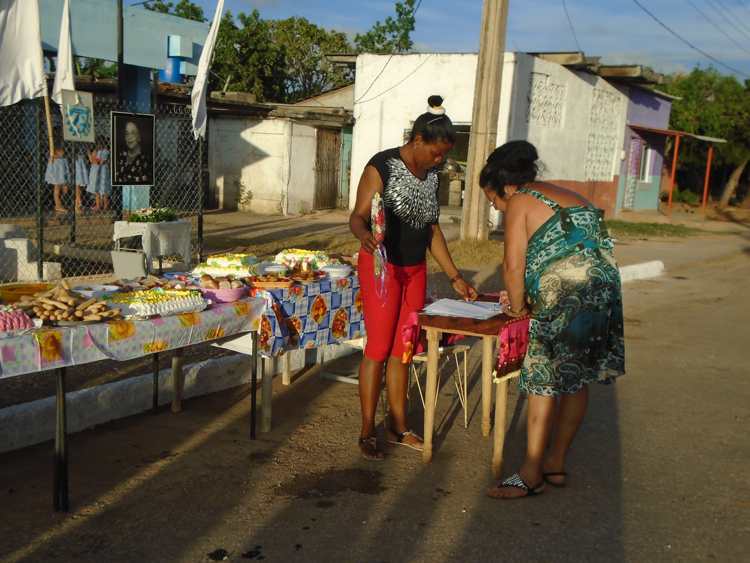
left=51, top=0, right=75, bottom=105
left=0, top=0, right=46, bottom=107
left=191, top=0, right=224, bottom=139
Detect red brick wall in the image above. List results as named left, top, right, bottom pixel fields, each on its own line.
left=546, top=177, right=620, bottom=217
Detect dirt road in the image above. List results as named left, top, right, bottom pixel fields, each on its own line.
left=1, top=235, right=749, bottom=562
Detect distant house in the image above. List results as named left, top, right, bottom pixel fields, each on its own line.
left=207, top=98, right=353, bottom=214
left=350, top=52, right=676, bottom=219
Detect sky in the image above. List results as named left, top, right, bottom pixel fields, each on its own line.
left=134, top=0, right=750, bottom=78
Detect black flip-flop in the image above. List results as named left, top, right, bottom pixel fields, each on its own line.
left=487, top=472, right=545, bottom=499
left=543, top=471, right=567, bottom=488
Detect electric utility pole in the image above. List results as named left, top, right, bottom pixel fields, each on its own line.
left=460, top=0, right=509, bottom=241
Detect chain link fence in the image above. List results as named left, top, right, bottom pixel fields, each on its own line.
left=0, top=97, right=204, bottom=283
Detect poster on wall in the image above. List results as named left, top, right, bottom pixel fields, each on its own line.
left=111, top=111, right=155, bottom=186
left=61, top=90, right=95, bottom=143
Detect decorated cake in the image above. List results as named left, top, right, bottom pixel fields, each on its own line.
left=193, top=253, right=258, bottom=278
left=207, top=253, right=257, bottom=268
left=105, top=288, right=208, bottom=318
left=274, top=249, right=332, bottom=271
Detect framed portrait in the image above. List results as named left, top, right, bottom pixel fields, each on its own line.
left=62, top=90, right=95, bottom=143
left=111, top=111, right=155, bottom=186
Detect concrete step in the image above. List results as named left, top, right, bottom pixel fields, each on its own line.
left=17, top=261, right=62, bottom=282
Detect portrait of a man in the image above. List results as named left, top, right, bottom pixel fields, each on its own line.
left=111, top=112, right=155, bottom=186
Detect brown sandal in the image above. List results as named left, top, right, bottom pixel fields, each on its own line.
left=358, top=436, right=384, bottom=461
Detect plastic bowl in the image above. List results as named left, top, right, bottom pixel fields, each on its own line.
left=199, top=286, right=248, bottom=303
left=263, top=264, right=288, bottom=275
left=322, top=265, right=352, bottom=279
left=0, top=283, right=54, bottom=304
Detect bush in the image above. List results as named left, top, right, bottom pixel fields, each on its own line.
left=661, top=186, right=700, bottom=206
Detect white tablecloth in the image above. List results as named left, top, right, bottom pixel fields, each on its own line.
left=113, top=220, right=192, bottom=266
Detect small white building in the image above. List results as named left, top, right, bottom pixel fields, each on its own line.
left=208, top=101, right=353, bottom=215
left=350, top=52, right=672, bottom=218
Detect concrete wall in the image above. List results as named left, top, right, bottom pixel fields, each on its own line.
left=208, top=117, right=318, bottom=215
left=508, top=54, right=628, bottom=215
left=39, top=0, right=208, bottom=73
left=350, top=53, right=480, bottom=209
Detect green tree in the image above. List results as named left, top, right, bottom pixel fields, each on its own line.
left=355, top=0, right=417, bottom=54
left=75, top=57, right=117, bottom=79
left=270, top=17, right=353, bottom=101
left=144, top=0, right=205, bottom=21
left=665, top=68, right=750, bottom=207
left=213, top=10, right=286, bottom=102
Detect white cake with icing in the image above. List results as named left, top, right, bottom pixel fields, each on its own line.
left=105, top=289, right=208, bottom=318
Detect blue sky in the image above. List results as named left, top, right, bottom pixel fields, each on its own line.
left=134, top=0, right=750, bottom=77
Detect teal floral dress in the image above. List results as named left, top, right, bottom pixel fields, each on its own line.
left=518, top=188, right=625, bottom=396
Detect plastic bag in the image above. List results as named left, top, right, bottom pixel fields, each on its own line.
left=371, top=192, right=388, bottom=301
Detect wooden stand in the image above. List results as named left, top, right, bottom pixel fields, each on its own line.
left=419, top=312, right=512, bottom=463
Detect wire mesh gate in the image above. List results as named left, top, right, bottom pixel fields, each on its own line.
left=0, top=98, right=204, bottom=282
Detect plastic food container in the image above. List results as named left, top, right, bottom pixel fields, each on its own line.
left=262, top=264, right=288, bottom=275
left=0, top=283, right=54, bottom=304
left=321, top=265, right=352, bottom=279
left=72, top=284, right=121, bottom=299
left=199, top=286, right=248, bottom=303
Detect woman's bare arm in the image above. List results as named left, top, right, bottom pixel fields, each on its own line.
left=349, top=165, right=383, bottom=254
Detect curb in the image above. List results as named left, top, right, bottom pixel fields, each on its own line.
left=619, top=260, right=666, bottom=283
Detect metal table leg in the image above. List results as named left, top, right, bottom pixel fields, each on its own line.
left=152, top=353, right=160, bottom=413
left=250, top=332, right=257, bottom=440
left=54, top=367, right=69, bottom=512
left=171, top=348, right=185, bottom=413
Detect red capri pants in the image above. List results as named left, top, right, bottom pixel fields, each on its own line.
left=358, top=249, right=426, bottom=362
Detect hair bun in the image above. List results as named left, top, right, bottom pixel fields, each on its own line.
left=427, top=95, right=445, bottom=115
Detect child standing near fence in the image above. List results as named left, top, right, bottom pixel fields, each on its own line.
left=45, top=147, right=70, bottom=214
left=87, top=137, right=111, bottom=212
left=74, top=147, right=90, bottom=213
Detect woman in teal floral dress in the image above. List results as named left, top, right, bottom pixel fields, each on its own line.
left=480, top=141, right=625, bottom=499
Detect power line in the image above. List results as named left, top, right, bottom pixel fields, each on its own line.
left=630, top=0, right=749, bottom=77
left=561, top=0, right=582, bottom=52
left=704, top=0, right=750, bottom=42
left=354, top=0, right=424, bottom=104
left=711, top=0, right=750, bottom=37
left=356, top=54, right=434, bottom=104
left=686, top=0, right=750, bottom=56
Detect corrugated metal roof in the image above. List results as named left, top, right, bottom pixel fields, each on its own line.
left=629, top=124, right=727, bottom=143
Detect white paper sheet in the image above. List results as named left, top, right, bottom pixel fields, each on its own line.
left=422, top=299, right=502, bottom=320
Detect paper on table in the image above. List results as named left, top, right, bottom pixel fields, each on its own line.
left=422, top=298, right=502, bottom=320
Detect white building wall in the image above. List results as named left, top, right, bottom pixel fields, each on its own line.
left=208, top=117, right=318, bottom=215
left=508, top=53, right=627, bottom=185
left=349, top=53, right=517, bottom=210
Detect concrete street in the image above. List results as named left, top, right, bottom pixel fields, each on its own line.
left=0, top=227, right=748, bottom=562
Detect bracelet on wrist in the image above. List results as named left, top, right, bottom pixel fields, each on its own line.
left=450, top=274, right=463, bottom=284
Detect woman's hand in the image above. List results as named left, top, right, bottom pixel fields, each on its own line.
left=498, top=290, right=510, bottom=308
left=451, top=277, right=478, bottom=301
left=359, top=232, right=379, bottom=254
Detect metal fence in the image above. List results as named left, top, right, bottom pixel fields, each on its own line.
left=0, top=98, right=204, bottom=282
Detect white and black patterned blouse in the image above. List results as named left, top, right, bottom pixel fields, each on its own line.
left=367, top=147, right=440, bottom=265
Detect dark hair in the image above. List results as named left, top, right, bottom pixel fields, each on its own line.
left=479, top=140, right=539, bottom=196
left=409, top=95, right=456, bottom=145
